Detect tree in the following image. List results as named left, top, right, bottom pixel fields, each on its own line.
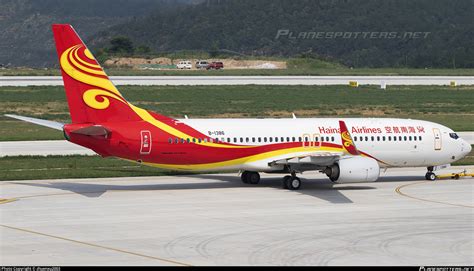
left=108, top=36, right=134, bottom=54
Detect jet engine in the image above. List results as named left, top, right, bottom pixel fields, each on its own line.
left=324, top=156, right=380, bottom=183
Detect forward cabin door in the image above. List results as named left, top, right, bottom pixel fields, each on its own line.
left=433, top=128, right=442, bottom=150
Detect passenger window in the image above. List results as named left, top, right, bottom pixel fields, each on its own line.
left=393, top=136, right=397, bottom=141
left=286, top=137, right=290, bottom=142
left=404, top=136, right=407, bottom=141
left=292, top=137, right=296, bottom=142
left=246, top=137, right=249, bottom=143
left=365, top=136, right=368, bottom=141
left=269, top=137, right=273, bottom=143
left=258, top=137, right=261, bottom=142
left=408, top=136, right=412, bottom=141
left=382, top=136, right=385, bottom=141
left=252, top=137, right=256, bottom=143
left=275, top=137, right=279, bottom=142
left=388, top=136, right=391, bottom=141
left=264, top=137, right=267, bottom=142
left=399, top=136, right=402, bottom=141
left=413, top=136, right=416, bottom=141
left=168, top=138, right=172, bottom=144
left=233, top=138, right=237, bottom=143
left=331, top=136, right=334, bottom=142
left=227, top=138, right=231, bottom=143
left=192, top=138, right=196, bottom=143
left=419, top=136, right=422, bottom=141
left=240, top=138, right=243, bottom=143
left=175, top=138, right=179, bottom=144
left=298, top=137, right=302, bottom=142
left=377, top=136, right=380, bottom=141
left=371, top=136, right=374, bottom=141
left=354, top=137, right=357, bottom=142
left=181, top=138, right=185, bottom=143
left=186, top=138, right=190, bottom=143
left=199, top=138, right=202, bottom=143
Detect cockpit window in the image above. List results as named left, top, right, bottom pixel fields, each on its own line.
left=449, top=133, right=459, bottom=139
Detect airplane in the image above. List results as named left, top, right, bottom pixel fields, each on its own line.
left=5, top=24, right=472, bottom=190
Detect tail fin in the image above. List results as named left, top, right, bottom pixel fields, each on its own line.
left=52, top=24, right=139, bottom=124
left=339, top=120, right=360, bottom=155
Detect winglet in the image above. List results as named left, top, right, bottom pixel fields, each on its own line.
left=339, top=120, right=359, bottom=155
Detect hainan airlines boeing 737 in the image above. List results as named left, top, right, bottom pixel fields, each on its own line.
left=6, top=24, right=471, bottom=190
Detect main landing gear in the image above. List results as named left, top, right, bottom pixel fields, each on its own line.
left=282, top=172, right=301, bottom=190
left=241, top=171, right=260, bottom=184
left=240, top=171, right=302, bottom=190
left=425, top=166, right=436, bottom=181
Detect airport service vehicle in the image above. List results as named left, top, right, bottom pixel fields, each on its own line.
left=195, top=60, right=209, bottom=69
left=176, top=60, right=192, bottom=69
left=6, top=24, right=471, bottom=190
left=207, top=61, right=224, bottom=70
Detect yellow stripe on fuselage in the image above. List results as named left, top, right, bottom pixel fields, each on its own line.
left=141, top=145, right=344, bottom=171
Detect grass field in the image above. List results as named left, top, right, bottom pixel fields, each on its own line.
left=0, top=150, right=472, bottom=181
left=0, top=155, right=179, bottom=181
left=0, top=84, right=473, bottom=141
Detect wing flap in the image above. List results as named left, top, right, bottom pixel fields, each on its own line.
left=271, top=152, right=342, bottom=167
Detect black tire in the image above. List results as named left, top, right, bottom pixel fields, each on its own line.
left=248, top=172, right=260, bottom=184
left=282, top=175, right=291, bottom=189
left=425, top=172, right=436, bottom=181
left=241, top=171, right=249, bottom=184
left=285, top=177, right=301, bottom=190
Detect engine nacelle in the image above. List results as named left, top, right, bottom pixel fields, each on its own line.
left=325, top=156, right=380, bottom=183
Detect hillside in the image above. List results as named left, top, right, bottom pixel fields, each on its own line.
left=0, top=0, right=472, bottom=68
left=93, top=0, right=473, bottom=68
left=0, top=0, right=199, bottom=67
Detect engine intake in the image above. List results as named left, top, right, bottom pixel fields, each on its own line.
left=325, top=156, right=380, bottom=183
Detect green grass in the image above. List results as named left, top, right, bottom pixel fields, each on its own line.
left=0, top=84, right=473, bottom=141
left=0, top=155, right=185, bottom=181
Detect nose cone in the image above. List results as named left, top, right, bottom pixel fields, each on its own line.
left=461, top=140, right=472, bottom=157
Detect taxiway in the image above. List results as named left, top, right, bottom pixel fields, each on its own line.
left=1, top=166, right=473, bottom=265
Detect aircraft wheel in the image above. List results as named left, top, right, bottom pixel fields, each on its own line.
left=282, top=175, right=291, bottom=189
left=425, top=172, right=436, bottom=181
left=241, top=171, right=249, bottom=184
left=247, top=172, right=260, bottom=184
left=285, top=177, right=301, bottom=190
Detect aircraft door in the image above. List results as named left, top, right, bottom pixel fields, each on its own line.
left=140, top=130, right=152, bottom=154
left=433, top=128, right=441, bottom=151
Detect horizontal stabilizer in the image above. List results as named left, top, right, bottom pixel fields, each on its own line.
left=69, top=125, right=110, bottom=137
left=4, top=114, right=64, bottom=131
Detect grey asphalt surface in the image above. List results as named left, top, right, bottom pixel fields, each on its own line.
left=1, top=167, right=473, bottom=266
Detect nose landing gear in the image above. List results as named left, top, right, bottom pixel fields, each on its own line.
left=425, top=166, right=437, bottom=181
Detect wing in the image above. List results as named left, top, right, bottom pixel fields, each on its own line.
left=267, top=120, right=360, bottom=172
left=268, top=151, right=343, bottom=171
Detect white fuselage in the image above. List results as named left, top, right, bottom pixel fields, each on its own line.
left=177, top=118, right=471, bottom=171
